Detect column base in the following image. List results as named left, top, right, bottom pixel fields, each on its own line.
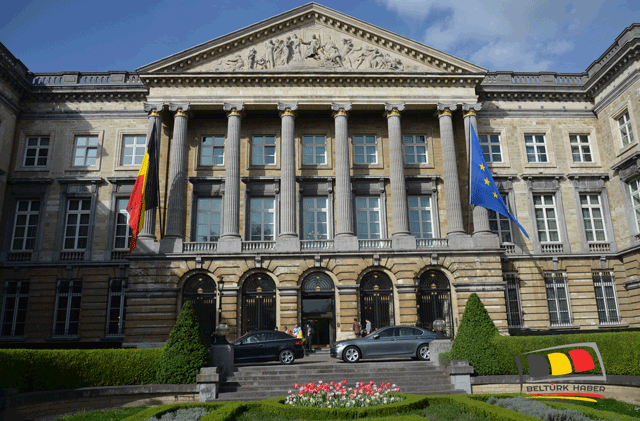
left=473, top=232, right=500, bottom=248
left=276, top=236, right=300, bottom=252
left=217, top=236, right=242, bottom=253
left=132, top=237, right=160, bottom=254
left=160, top=236, right=184, bottom=253
left=446, top=233, right=474, bottom=249
left=334, top=234, right=359, bottom=251
left=391, top=234, right=416, bottom=250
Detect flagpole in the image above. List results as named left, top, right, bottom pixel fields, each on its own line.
left=466, top=112, right=473, bottom=235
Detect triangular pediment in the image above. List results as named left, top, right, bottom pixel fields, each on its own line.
left=137, top=3, right=486, bottom=75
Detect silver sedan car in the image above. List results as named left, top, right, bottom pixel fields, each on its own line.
left=330, top=325, right=436, bottom=363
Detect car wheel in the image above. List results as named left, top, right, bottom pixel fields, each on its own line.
left=279, top=349, right=295, bottom=365
left=417, top=344, right=430, bottom=361
left=343, top=346, right=360, bottom=363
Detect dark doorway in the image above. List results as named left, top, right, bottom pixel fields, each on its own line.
left=301, top=272, right=335, bottom=346
left=242, top=274, right=276, bottom=333
left=417, top=270, right=454, bottom=338
left=182, top=274, right=217, bottom=348
left=360, top=272, right=394, bottom=331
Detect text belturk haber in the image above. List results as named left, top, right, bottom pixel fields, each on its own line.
left=526, top=384, right=605, bottom=392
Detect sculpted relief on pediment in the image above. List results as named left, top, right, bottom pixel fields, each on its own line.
left=186, top=26, right=439, bottom=73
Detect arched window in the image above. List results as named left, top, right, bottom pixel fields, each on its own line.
left=360, top=272, right=394, bottom=331
left=182, top=274, right=217, bottom=347
left=242, top=274, right=276, bottom=332
left=417, top=270, right=453, bottom=337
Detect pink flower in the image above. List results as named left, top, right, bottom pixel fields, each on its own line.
left=386, top=382, right=391, bottom=387
left=342, top=379, right=347, bottom=384
left=294, top=383, right=299, bottom=389
left=370, top=380, right=375, bottom=385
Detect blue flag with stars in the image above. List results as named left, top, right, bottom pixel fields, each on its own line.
left=470, top=123, right=529, bottom=238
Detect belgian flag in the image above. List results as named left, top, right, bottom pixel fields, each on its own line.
left=126, top=124, right=159, bottom=252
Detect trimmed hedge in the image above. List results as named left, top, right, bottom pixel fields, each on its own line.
left=0, top=347, right=163, bottom=392
left=542, top=399, right=640, bottom=421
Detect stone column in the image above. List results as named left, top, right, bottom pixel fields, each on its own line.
left=437, top=104, right=472, bottom=248
left=332, top=103, right=358, bottom=251
left=218, top=103, right=244, bottom=253
left=463, top=104, right=499, bottom=248
left=385, top=103, right=416, bottom=250
left=277, top=103, right=300, bottom=252
left=161, top=104, right=190, bottom=253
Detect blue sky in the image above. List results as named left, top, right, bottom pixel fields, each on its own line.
left=1, top=0, right=638, bottom=73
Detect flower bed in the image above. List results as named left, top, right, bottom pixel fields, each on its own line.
left=285, top=380, right=402, bottom=408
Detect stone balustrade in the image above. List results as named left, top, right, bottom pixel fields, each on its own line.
left=482, top=72, right=588, bottom=86
left=31, top=71, right=143, bottom=85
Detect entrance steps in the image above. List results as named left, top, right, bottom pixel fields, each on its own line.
left=217, top=355, right=464, bottom=401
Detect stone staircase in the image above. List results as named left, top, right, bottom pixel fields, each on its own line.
left=217, top=348, right=464, bottom=401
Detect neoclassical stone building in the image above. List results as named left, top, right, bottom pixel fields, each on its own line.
left=0, top=4, right=639, bottom=348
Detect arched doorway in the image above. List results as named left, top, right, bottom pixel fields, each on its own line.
left=182, top=274, right=217, bottom=348
left=301, top=272, right=335, bottom=346
left=360, top=272, right=394, bottom=331
left=242, top=273, right=276, bottom=333
left=417, top=270, right=454, bottom=338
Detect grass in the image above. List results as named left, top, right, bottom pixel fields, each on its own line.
left=53, top=407, right=147, bottom=421
left=542, top=397, right=640, bottom=418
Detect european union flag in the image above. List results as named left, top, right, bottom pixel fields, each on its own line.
left=470, top=123, right=529, bottom=238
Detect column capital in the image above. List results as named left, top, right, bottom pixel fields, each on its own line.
left=277, top=102, right=298, bottom=118
left=462, top=103, right=482, bottom=117
left=384, top=102, right=405, bottom=118
left=437, top=103, right=457, bottom=117
left=223, top=102, right=244, bottom=118
left=169, top=103, right=191, bottom=117
left=144, top=103, right=163, bottom=117
left=331, top=102, right=352, bottom=118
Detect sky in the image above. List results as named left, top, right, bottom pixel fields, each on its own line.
left=1, top=0, right=638, bottom=74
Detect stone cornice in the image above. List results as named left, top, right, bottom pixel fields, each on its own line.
left=0, top=42, right=31, bottom=96
left=19, top=110, right=148, bottom=120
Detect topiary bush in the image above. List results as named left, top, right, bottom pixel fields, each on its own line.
left=156, top=302, right=211, bottom=384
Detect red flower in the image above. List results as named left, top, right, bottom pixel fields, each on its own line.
left=342, top=379, right=347, bottom=384
left=370, top=380, right=375, bottom=385
left=387, top=382, right=391, bottom=387
left=294, top=383, right=299, bottom=389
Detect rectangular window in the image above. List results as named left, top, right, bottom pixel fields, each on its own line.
left=353, top=135, right=378, bottom=164
left=408, top=196, right=433, bottom=238
left=1, top=281, right=29, bottom=338
left=63, top=199, right=92, bottom=250
left=251, top=136, right=276, bottom=165
left=504, top=274, right=522, bottom=328
left=201, top=136, right=225, bottom=166
left=580, top=194, right=606, bottom=242
left=302, top=136, right=326, bottom=165
left=544, top=272, right=571, bottom=326
left=488, top=194, right=513, bottom=243
left=196, top=197, right=222, bottom=242
left=534, top=194, right=560, bottom=243
left=113, top=198, right=133, bottom=250
left=52, top=280, right=82, bottom=337
left=249, top=198, right=275, bottom=241
left=11, top=200, right=40, bottom=251
left=478, top=134, right=502, bottom=163
left=630, top=178, right=640, bottom=232
left=356, top=197, right=381, bottom=239
left=303, top=197, right=328, bottom=240
left=525, top=134, right=548, bottom=163
left=72, top=136, right=99, bottom=166
left=618, top=111, right=635, bottom=147
left=403, top=135, right=428, bottom=164
left=121, top=135, right=146, bottom=166
left=592, top=271, right=620, bottom=325
left=23, top=136, right=49, bottom=167
left=106, top=279, right=126, bottom=337
left=570, top=135, right=592, bottom=163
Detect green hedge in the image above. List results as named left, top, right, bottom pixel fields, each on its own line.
left=542, top=400, right=640, bottom=421
left=0, top=347, right=164, bottom=392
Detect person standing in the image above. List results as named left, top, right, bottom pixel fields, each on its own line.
left=293, top=323, right=301, bottom=337
left=365, top=319, right=372, bottom=335
left=353, top=318, right=362, bottom=338
left=284, top=325, right=293, bottom=335
left=305, top=323, right=314, bottom=353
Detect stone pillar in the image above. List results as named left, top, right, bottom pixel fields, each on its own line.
left=437, top=103, right=472, bottom=248
left=332, top=103, right=358, bottom=251
left=463, top=104, right=499, bottom=248
left=161, top=104, right=190, bottom=253
left=276, top=103, right=300, bottom=252
left=385, top=103, right=416, bottom=250
left=218, top=103, right=244, bottom=253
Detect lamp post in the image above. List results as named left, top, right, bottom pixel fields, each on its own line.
left=217, top=278, right=225, bottom=322
left=215, top=278, right=229, bottom=344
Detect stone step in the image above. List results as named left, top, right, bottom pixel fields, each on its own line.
left=228, top=367, right=443, bottom=378
left=216, top=387, right=465, bottom=401
left=225, top=373, right=451, bottom=383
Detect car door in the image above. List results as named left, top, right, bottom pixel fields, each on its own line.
left=396, top=327, right=420, bottom=355
left=366, top=327, right=398, bottom=357
left=234, top=333, right=265, bottom=361
left=261, top=332, right=280, bottom=360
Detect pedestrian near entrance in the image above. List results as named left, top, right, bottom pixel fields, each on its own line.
left=284, top=325, right=293, bottom=335
left=365, top=319, right=372, bottom=335
left=293, top=323, right=301, bottom=337
left=305, top=323, right=315, bottom=353
left=353, top=318, right=362, bottom=337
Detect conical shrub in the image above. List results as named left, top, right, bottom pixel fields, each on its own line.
left=156, top=302, right=211, bottom=384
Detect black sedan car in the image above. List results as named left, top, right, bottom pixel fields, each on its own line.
left=233, top=330, right=305, bottom=364
left=330, top=325, right=436, bottom=363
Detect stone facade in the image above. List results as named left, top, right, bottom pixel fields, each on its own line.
left=0, top=5, right=639, bottom=348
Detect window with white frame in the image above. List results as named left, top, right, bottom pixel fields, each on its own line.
left=251, top=136, right=276, bottom=165
left=106, top=279, right=126, bottom=337
left=249, top=198, right=275, bottom=241
left=534, top=194, right=560, bottom=243
left=302, top=136, right=326, bottom=165
left=525, top=134, right=548, bottom=163
left=121, top=135, right=146, bottom=166
left=23, top=137, right=49, bottom=167
left=488, top=193, right=513, bottom=243
left=196, top=197, right=222, bottom=242
left=478, top=134, right=502, bottom=163
left=63, top=199, right=92, bottom=250
left=580, top=194, right=606, bottom=242
left=570, top=135, right=592, bottom=163
left=408, top=196, right=433, bottom=238
left=52, top=280, right=82, bottom=337
left=592, top=271, right=620, bottom=325
left=630, top=178, right=640, bottom=232
left=544, top=272, right=572, bottom=326
left=72, top=136, right=99, bottom=166
left=618, top=111, right=635, bottom=147
left=504, top=273, right=522, bottom=327
left=11, top=200, right=40, bottom=251
left=1, top=281, right=29, bottom=338
left=303, top=197, right=328, bottom=240
left=403, top=135, right=428, bottom=164
left=356, top=197, right=381, bottom=239
left=353, top=135, right=378, bottom=164
left=201, top=136, right=225, bottom=166
left=113, top=198, right=133, bottom=250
